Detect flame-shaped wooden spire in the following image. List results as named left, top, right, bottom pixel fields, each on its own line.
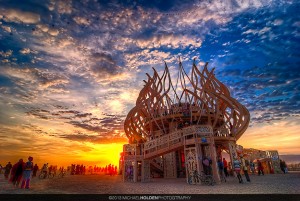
left=124, top=60, right=250, bottom=143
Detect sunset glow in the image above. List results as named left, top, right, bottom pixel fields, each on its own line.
left=0, top=0, right=299, bottom=168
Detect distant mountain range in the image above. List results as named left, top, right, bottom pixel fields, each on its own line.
left=279, top=155, right=300, bottom=164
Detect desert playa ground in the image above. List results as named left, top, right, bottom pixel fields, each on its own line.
left=0, top=171, right=300, bottom=194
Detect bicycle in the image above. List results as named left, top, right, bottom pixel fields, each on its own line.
left=39, top=171, right=55, bottom=179
left=58, top=170, right=66, bottom=178
left=188, top=170, right=215, bottom=186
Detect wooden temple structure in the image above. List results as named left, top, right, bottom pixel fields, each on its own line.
left=121, top=60, right=250, bottom=184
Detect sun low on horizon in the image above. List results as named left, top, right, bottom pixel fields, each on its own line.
left=0, top=0, right=299, bottom=167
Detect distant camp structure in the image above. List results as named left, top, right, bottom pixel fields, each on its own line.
left=121, top=59, right=250, bottom=183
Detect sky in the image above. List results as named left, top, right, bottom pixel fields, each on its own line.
left=0, top=0, right=299, bottom=167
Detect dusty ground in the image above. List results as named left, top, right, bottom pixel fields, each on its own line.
left=0, top=171, right=299, bottom=194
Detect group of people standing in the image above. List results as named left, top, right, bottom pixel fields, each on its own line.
left=232, top=155, right=267, bottom=183
left=107, top=164, right=118, bottom=176
left=87, top=164, right=118, bottom=175
left=3, top=156, right=35, bottom=189
left=233, top=155, right=251, bottom=183
left=214, top=154, right=269, bottom=184
left=217, top=158, right=230, bottom=177
left=203, top=156, right=230, bottom=180
left=70, top=164, right=86, bottom=175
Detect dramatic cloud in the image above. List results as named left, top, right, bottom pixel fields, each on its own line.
left=0, top=8, right=40, bottom=24
left=48, top=0, right=72, bottom=14
left=0, top=0, right=299, bottom=166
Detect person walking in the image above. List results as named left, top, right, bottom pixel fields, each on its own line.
left=233, top=157, right=243, bottom=183
left=4, top=162, right=12, bottom=179
left=250, top=161, right=255, bottom=174
left=280, top=159, right=287, bottom=174
left=32, top=164, right=39, bottom=178
left=223, top=158, right=229, bottom=177
left=21, top=156, right=34, bottom=189
left=9, top=159, right=24, bottom=187
left=240, top=155, right=250, bottom=182
left=257, top=160, right=264, bottom=176
left=217, top=158, right=226, bottom=182
left=41, top=163, right=48, bottom=178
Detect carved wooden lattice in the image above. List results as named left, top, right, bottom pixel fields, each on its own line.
left=144, top=125, right=213, bottom=158
left=163, top=152, right=177, bottom=178
left=124, top=144, right=136, bottom=155
left=228, top=141, right=238, bottom=167
left=142, top=160, right=151, bottom=182
left=185, top=149, right=199, bottom=184
left=124, top=60, right=250, bottom=143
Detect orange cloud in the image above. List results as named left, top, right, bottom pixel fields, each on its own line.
left=238, top=117, right=300, bottom=154
left=0, top=123, right=126, bottom=167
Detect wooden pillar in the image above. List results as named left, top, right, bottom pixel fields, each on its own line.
left=196, top=142, right=203, bottom=173
left=184, top=147, right=198, bottom=184
left=163, top=152, right=177, bottom=178
left=209, top=136, right=220, bottom=184
left=122, top=145, right=125, bottom=182
left=123, top=144, right=135, bottom=182
left=228, top=141, right=238, bottom=177
left=141, top=159, right=151, bottom=182
left=133, top=160, right=138, bottom=182
left=122, top=161, right=125, bottom=182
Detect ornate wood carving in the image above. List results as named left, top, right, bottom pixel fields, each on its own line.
left=124, top=60, right=250, bottom=143
left=123, top=59, right=250, bottom=183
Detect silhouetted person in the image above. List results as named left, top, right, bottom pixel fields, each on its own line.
left=83, top=166, right=86, bottom=175
left=41, top=163, right=48, bottom=178
left=76, top=164, right=80, bottom=175
left=32, top=164, right=39, bottom=178
left=49, top=165, right=53, bottom=175
left=250, top=161, right=255, bottom=174
left=280, top=159, right=287, bottom=174
left=257, top=160, right=264, bottom=176
left=4, top=162, right=12, bottom=179
left=223, top=158, right=229, bottom=177
left=21, top=156, right=34, bottom=189
left=105, top=165, right=108, bottom=174
left=240, top=155, right=250, bottom=182
left=10, top=159, right=24, bottom=187
left=108, top=164, right=112, bottom=176
left=217, top=158, right=225, bottom=182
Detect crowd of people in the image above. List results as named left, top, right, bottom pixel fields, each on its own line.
left=87, top=164, right=118, bottom=175
left=1, top=156, right=35, bottom=189
left=0, top=158, right=65, bottom=189
left=203, top=154, right=289, bottom=184
left=0, top=157, right=119, bottom=189
left=1, top=155, right=287, bottom=188
left=39, top=163, right=65, bottom=178
left=70, top=164, right=86, bottom=175
left=68, top=164, right=118, bottom=176
left=232, top=155, right=252, bottom=183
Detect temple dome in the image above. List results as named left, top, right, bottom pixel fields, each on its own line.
left=124, top=60, right=250, bottom=143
